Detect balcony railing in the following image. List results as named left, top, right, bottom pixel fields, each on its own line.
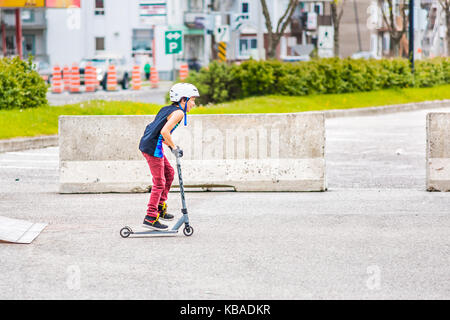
left=184, top=11, right=206, bottom=29
left=290, top=14, right=332, bottom=34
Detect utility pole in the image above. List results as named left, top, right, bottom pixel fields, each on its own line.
left=15, top=8, right=23, bottom=59
left=353, top=0, right=362, bottom=52
left=1, top=14, right=7, bottom=57
left=257, top=0, right=265, bottom=60
left=203, top=0, right=209, bottom=66
left=409, top=0, right=414, bottom=72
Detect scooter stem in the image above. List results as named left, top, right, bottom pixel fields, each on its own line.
left=175, top=153, right=187, bottom=211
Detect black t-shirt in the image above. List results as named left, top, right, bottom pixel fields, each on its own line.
left=139, top=105, right=182, bottom=157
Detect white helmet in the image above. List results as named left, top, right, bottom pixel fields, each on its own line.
left=169, top=83, right=200, bottom=102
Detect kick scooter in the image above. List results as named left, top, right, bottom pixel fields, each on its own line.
left=120, top=147, right=194, bottom=238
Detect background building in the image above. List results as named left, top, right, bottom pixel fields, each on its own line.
left=1, top=7, right=48, bottom=61
left=0, top=0, right=448, bottom=80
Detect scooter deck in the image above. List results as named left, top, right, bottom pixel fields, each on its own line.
left=120, top=226, right=178, bottom=237
left=120, top=221, right=194, bottom=238
left=133, top=229, right=179, bottom=235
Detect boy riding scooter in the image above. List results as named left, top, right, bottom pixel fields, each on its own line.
left=138, top=83, right=200, bottom=231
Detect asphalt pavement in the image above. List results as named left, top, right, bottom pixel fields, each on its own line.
left=0, top=107, right=449, bottom=299
left=47, top=81, right=172, bottom=106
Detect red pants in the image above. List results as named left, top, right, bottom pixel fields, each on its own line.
left=142, top=152, right=175, bottom=217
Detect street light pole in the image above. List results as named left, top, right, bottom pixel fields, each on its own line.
left=15, top=8, right=23, bottom=59
left=257, top=0, right=265, bottom=60
left=409, top=0, right=414, bottom=72
left=203, top=0, right=209, bottom=66
left=353, top=0, right=362, bottom=52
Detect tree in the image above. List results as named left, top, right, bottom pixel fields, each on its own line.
left=330, top=0, right=347, bottom=57
left=438, top=0, right=450, bottom=55
left=260, top=0, right=299, bottom=59
left=378, top=0, right=408, bottom=56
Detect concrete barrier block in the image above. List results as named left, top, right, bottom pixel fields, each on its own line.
left=59, top=113, right=326, bottom=193
left=0, top=135, right=58, bottom=153
left=426, top=113, right=450, bottom=192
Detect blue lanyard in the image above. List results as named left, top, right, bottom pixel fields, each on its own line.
left=177, top=98, right=189, bottom=126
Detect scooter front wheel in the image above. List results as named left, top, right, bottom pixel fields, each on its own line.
left=183, top=226, right=194, bottom=237
left=120, top=226, right=132, bottom=238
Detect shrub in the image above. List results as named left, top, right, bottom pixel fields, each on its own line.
left=182, top=61, right=240, bottom=105
left=231, top=59, right=278, bottom=98
left=0, top=56, right=48, bottom=110
left=415, top=58, right=446, bottom=87
left=180, top=57, right=450, bottom=105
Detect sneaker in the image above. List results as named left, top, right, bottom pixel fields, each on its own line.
left=158, top=202, right=174, bottom=221
left=142, top=214, right=168, bottom=231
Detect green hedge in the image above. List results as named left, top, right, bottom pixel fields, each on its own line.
left=0, top=56, right=48, bottom=110
left=183, top=57, right=450, bottom=105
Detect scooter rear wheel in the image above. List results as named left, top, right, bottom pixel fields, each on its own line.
left=120, top=226, right=132, bottom=238
left=183, top=226, right=194, bottom=237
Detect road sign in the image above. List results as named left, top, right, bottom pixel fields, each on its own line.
left=318, top=26, right=334, bottom=58
left=214, top=25, right=230, bottom=43
left=306, top=11, right=317, bottom=30
left=165, top=30, right=182, bottom=55
left=0, top=0, right=81, bottom=8
left=0, top=0, right=44, bottom=7
left=139, top=0, right=166, bottom=26
left=318, top=26, right=334, bottom=50
left=218, top=42, right=227, bottom=62
left=46, top=0, right=80, bottom=8
left=232, top=13, right=249, bottom=30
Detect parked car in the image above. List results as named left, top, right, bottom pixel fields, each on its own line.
left=34, top=61, right=53, bottom=84
left=351, top=51, right=380, bottom=60
left=282, top=55, right=311, bottom=62
left=79, top=54, right=131, bottom=90
left=187, top=58, right=201, bottom=72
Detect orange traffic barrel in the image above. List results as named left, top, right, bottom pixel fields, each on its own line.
left=131, top=65, right=141, bottom=90
left=179, top=63, right=189, bottom=81
left=62, top=65, right=71, bottom=92
left=51, top=64, right=63, bottom=93
left=70, top=63, right=81, bottom=93
left=107, top=65, right=117, bottom=91
left=94, top=66, right=100, bottom=90
left=84, top=62, right=97, bottom=92
left=150, top=67, right=159, bottom=88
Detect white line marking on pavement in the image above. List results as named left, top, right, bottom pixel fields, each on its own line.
left=0, top=160, right=58, bottom=163
left=0, top=166, right=58, bottom=170
left=6, top=152, right=58, bottom=157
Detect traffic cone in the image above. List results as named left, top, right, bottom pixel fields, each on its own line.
left=107, top=65, right=117, bottom=91
left=84, top=62, right=97, bottom=93
left=150, top=66, right=159, bottom=88
left=51, top=64, right=63, bottom=93
left=179, top=63, right=189, bottom=81
left=70, top=63, right=81, bottom=93
left=93, top=66, right=99, bottom=90
left=62, top=65, right=70, bottom=92
left=131, top=65, right=142, bottom=90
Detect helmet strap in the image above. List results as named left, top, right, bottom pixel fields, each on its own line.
left=177, top=98, right=189, bottom=126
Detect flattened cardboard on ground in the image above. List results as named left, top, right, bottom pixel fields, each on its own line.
left=0, top=216, right=47, bottom=244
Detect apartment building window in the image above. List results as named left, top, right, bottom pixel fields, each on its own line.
left=189, top=0, right=203, bottom=11
left=6, top=35, right=15, bottom=55
left=239, top=37, right=257, bottom=58
left=95, top=0, right=105, bottom=15
left=95, top=37, right=105, bottom=51
left=21, top=9, right=35, bottom=23
left=132, top=29, right=152, bottom=53
left=242, top=2, right=249, bottom=14
left=311, top=3, right=323, bottom=15
left=382, top=32, right=390, bottom=55
left=23, top=34, right=35, bottom=57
